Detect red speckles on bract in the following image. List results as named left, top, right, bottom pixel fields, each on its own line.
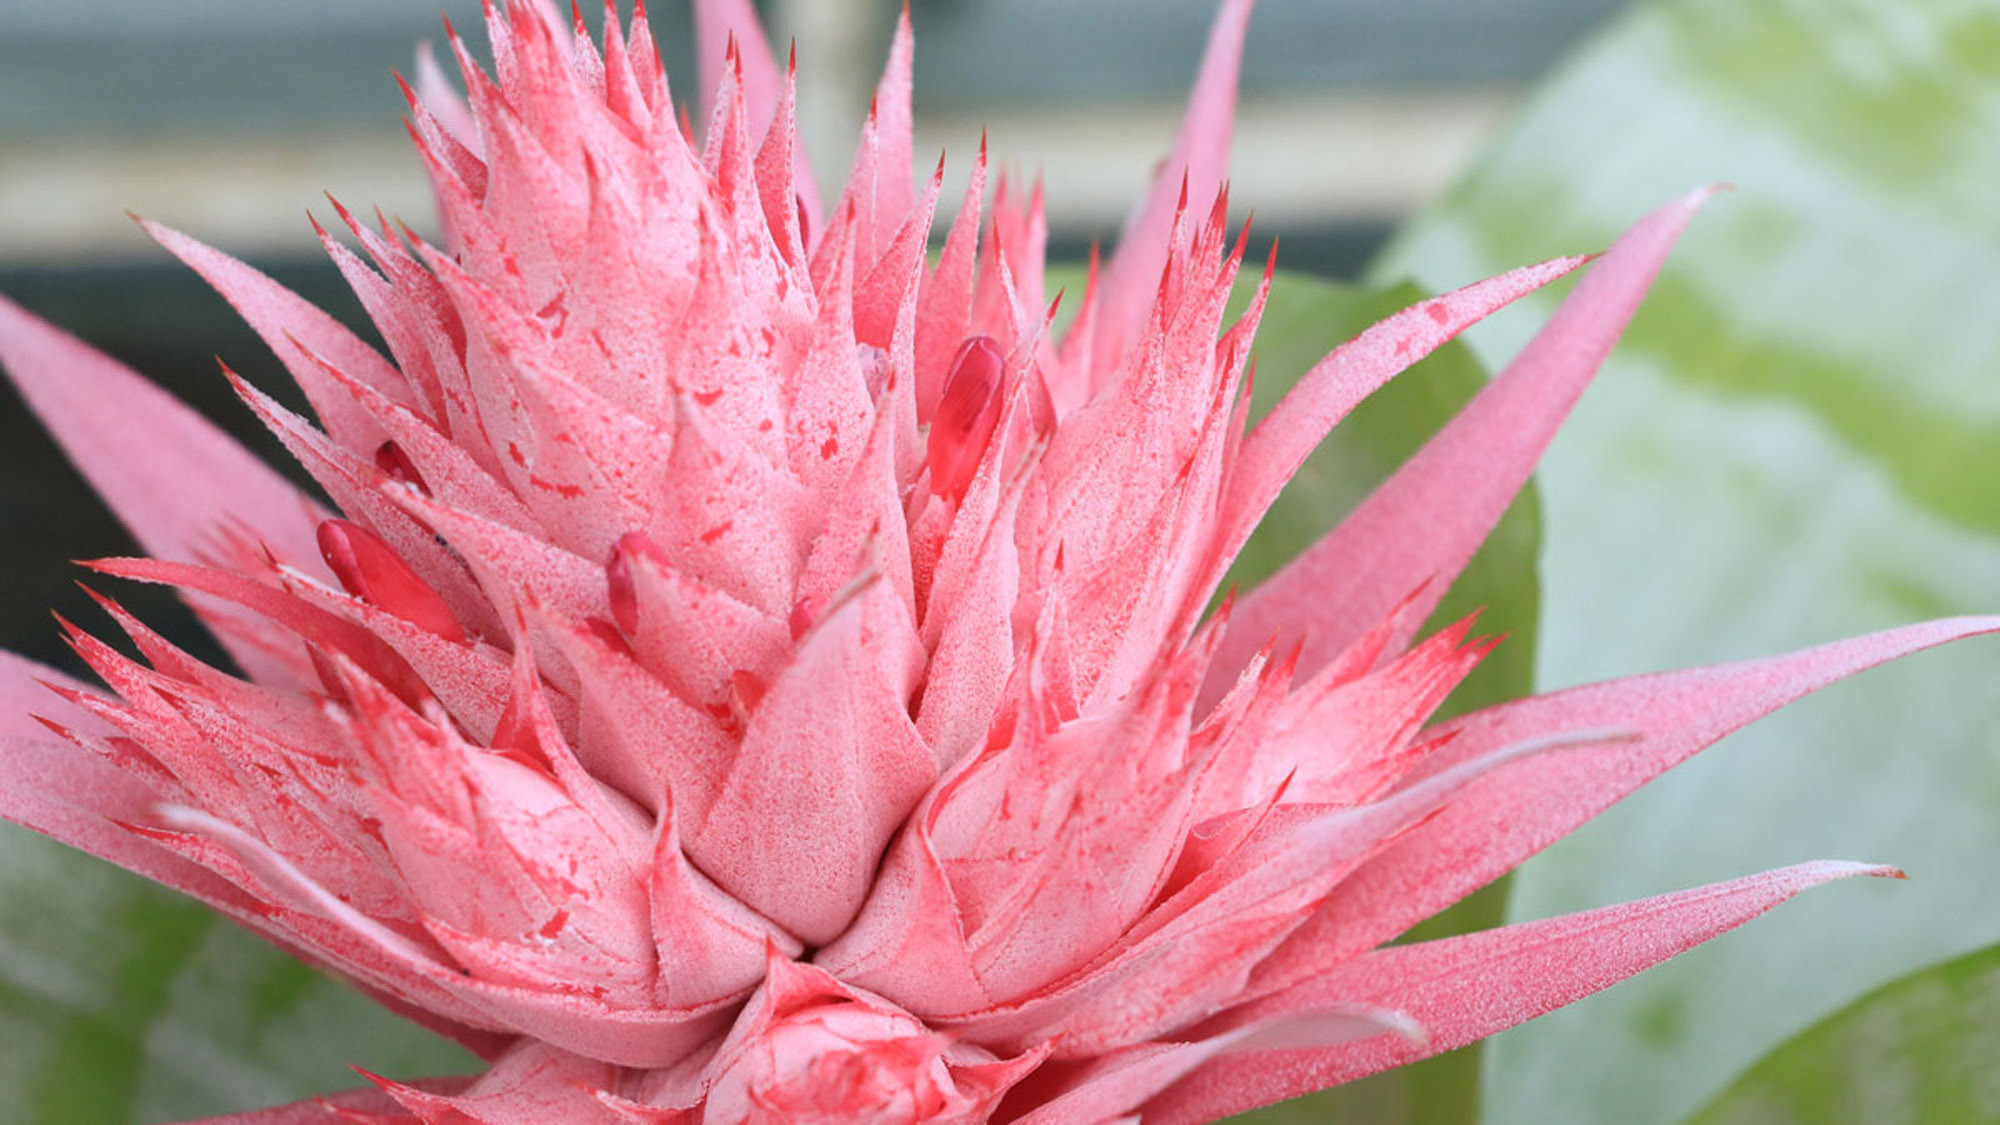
left=0, top=1, right=1992, bottom=1122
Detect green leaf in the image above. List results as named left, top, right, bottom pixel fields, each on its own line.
left=1217, top=273, right=1542, bottom=1124
left=0, top=826, right=477, bottom=1124
left=1686, top=943, right=2000, bottom=1125
left=1373, top=1, right=2000, bottom=1123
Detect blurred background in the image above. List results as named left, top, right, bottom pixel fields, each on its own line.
left=0, top=0, right=1629, bottom=676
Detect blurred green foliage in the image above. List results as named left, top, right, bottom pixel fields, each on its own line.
left=1688, top=943, right=2000, bottom=1125
left=1377, top=0, right=2000, bottom=1122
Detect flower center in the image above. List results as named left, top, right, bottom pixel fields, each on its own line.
left=706, top=1000, right=960, bottom=1125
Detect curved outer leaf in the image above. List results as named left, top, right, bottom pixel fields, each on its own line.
left=1686, top=942, right=2000, bottom=1125
left=1374, top=0, right=2000, bottom=1122
left=1216, top=277, right=1543, bottom=736
left=1210, top=274, right=1541, bottom=1122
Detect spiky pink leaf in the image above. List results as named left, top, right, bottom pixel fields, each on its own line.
left=1144, top=862, right=1899, bottom=1123
left=692, top=0, right=820, bottom=234
left=1215, top=192, right=1709, bottom=695
left=176, top=1079, right=474, bottom=1123
left=1254, top=615, right=2000, bottom=994
left=1093, top=0, right=1254, bottom=372
left=0, top=296, right=329, bottom=685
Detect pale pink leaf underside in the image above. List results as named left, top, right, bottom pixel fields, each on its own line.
left=1143, top=861, right=1898, bottom=1124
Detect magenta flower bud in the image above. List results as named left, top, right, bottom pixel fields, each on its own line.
left=317, top=518, right=464, bottom=643
left=927, top=335, right=1008, bottom=502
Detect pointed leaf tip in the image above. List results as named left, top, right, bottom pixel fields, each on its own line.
left=1224, top=189, right=1712, bottom=683
left=1144, top=859, right=1899, bottom=1125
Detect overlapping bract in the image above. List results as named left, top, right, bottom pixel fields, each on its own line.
left=0, top=2, right=1991, bottom=1122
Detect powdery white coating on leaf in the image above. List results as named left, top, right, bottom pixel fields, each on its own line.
left=177, top=1079, right=477, bottom=1125
left=1142, top=862, right=1902, bottom=1124
left=0, top=1, right=1990, bottom=1121
left=0, top=296, right=330, bottom=689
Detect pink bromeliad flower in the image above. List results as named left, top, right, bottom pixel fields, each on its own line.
left=0, top=2, right=1990, bottom=1121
